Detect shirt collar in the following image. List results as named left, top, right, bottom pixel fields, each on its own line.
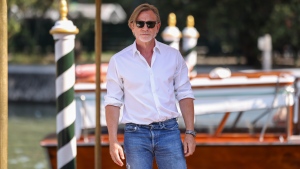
left=154, top=39, right=161, bottom=54
left=132, top=39, right=161, bottom=57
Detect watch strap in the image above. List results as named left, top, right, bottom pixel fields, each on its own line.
left=185, top=130, right=196, bottom=137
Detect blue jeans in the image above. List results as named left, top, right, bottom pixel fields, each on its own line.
left=124, top=118, right=186, bottom=169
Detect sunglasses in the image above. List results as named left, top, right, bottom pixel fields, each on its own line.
left=135, top=21, right=158, bottom=28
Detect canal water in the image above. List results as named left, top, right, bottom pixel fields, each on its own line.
left=8, top=102, right=56, bottom=169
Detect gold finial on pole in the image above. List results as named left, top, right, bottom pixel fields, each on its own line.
left=168, top=13, right=177, bottom=26
left=187, top=15, right=195, bottom=27
left=49, top=0, right=79, bottom=35
left=60, top=0, right=68, bottom=20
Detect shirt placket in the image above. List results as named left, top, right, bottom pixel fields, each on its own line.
left=149, top=52, right=161, bottom=121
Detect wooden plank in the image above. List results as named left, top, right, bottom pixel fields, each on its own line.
left=41, top=133, right=291, bottom=145
left=193, top=71, right=292, bottom=79
left=288, top=104, right=294, bottom=140
left=43, top=143, right=300, bottom=169
left=214, top=112, right=230, bottom=136
left=191, top=83, right=294, bottom=89
left=186, top=145, right=300, bottom=169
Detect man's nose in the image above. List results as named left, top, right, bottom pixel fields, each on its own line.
left=141, top=24, right=148, bottom=30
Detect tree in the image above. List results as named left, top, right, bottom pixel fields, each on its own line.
left=7, top=0, right=300, bottom=66
left=7, top=0, right=55, bottom=54
left=205, top=0, right=275, bottom=66
left=7, top=0, right=55, bottom=38
left=263, top=0, right=300, bottom=54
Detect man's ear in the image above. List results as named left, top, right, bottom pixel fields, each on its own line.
left=156, top=23, right=161, bottom=33
left=130, top=22, right=135, bottom=30
left=130, top=23, right=136, bottom=37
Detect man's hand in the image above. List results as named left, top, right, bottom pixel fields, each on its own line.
left=183, top=134, right=196, bottom=157
left=109, top=142, right=125, bottom=166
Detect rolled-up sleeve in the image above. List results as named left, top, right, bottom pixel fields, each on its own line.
left=173, top=51, right=195, bottom=101
left=104, top=56, right=124, bottom=107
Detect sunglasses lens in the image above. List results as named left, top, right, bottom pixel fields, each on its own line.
left=136, top=21, right=157, bottom=28
left=146, top=22, right=156, bottom=28
left=136, top=21, right=145, bottom=28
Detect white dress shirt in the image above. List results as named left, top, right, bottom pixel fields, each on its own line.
left=104, top=40, right=194, bottom=124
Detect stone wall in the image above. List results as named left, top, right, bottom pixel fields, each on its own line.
left=8, top=65, right=56, bottom=102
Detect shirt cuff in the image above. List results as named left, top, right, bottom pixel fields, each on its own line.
left=176, top=91, right=195, bottom=101
left=104, top=96, right=123, bottom=107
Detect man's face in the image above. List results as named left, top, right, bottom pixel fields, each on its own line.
left=131, top=10, right=160, bottom=43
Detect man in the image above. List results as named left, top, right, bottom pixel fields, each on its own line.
left=104, top=3, right=196, bottom=169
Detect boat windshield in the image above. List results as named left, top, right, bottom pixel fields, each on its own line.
left=74, top=91, right=290, bottom=136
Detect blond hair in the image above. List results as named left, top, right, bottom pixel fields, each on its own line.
left=128, top=3, right=161, bottom=28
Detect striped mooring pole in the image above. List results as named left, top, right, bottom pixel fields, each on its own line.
left=182, top=15, right=200, bottom=74
left=161, top=13, right=182, bottom=50
left=50, top=0, right=79, bottom=168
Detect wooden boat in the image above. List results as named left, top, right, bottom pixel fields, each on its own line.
left=40, top=68, right=300, bottom=169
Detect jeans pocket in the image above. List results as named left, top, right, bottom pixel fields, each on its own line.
left=163, top=121, right=178, bottom=130
left=124, top=124, right=138, bottom=132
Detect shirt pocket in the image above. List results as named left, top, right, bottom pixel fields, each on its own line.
left=162, top=121, right=179, bottom=130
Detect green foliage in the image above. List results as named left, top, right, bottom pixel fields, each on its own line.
left=7, top=17, right=21, bottom=38
left=7, top=0, right=300, bottom=66
left=263, top=0, right=300, bottom=51
left=7, top=0, right=55, bottom=38
left=204, top=0, right=277, bottom=65
left=8, top=51, right=114, bottom=65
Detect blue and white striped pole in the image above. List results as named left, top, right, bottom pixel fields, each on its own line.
left=50, top=0, right=79, bottom=168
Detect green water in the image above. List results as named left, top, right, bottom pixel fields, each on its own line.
left=8, top=102, right=56, bottom=169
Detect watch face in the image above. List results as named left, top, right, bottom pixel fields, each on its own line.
left=186, top=130, right=196, bottom=136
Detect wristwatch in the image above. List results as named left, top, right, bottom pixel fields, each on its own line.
left=185, top=130, right=197, bottom=137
